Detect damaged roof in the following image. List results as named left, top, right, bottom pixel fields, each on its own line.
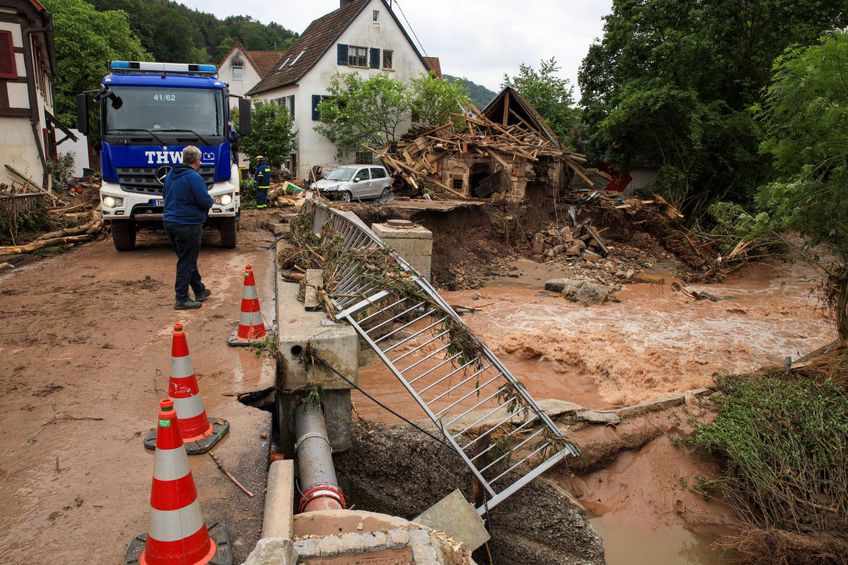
left=247, top=0, right=429, bottom=95
left=482, top=87, right=561, bottom=148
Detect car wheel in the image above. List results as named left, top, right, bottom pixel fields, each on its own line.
left=380, top=187, right=392, bottom=199
left=341, top=191, right=352, bottom=202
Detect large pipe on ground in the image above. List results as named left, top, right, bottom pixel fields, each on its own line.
left=294, top=403, right=345, bottom=512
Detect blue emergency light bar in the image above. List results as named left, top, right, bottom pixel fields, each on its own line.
left=110, top=61, right=217, bottom=74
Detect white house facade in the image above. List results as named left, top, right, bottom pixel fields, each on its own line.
left=218, top=42, right=282, bottom=107
left=247, top=0, right=432, bottom=179
left=0, top=0, right=65, bottom=189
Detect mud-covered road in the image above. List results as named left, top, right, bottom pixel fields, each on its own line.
left=0, top=213, right=276, bottom=563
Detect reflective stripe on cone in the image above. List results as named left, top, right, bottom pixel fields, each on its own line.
left=233, top=266, right=267, bottom=342
left=140, top=399, right=216, bottom=565
left=168, top=324, right=214, bottom=441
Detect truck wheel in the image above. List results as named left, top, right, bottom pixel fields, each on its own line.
left=220, top=217, right=237, bottom=249
left=111, top=222, right=136, bottom=251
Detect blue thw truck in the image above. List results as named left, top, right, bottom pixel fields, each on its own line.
left=76, top=61, right=251, bottom=250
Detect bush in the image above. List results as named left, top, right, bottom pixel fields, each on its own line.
left=688, top=375, right=848, bottom=561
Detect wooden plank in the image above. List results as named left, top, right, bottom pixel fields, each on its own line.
left=502, top=91, right=510, bottom=126
left=304, top=269, right=324, bottom=312
left=585, top=225, right=609, bottom=257
left=4, top=165, right=61, bottom=204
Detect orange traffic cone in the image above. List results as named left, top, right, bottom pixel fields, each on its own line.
left=227, top=264, right=269, bottom=346
left=145, top=324, right=229, bottom=454
left=125, top=399, right=232, bottom=565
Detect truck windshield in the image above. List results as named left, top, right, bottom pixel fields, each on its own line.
left=105, top=87, right=225, bottom=137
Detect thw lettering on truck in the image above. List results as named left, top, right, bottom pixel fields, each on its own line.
left=144, top=149, right=218, bottom=165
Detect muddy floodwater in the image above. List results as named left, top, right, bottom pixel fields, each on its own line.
left=352, top=259, right=834, bottom=564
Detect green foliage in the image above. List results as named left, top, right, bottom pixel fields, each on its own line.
left=579, top=0, right=848, bottom=214
left=688, top=375, right=848, bottom=537
left=316, top=73, right=412, bottom=157
left=0, top=201, right=50, bottom=245
left=502, top=58, right=579, bottom=145
left=410, top=75, right=470, bottom=129
left=236, top=102, right=297, bottom=169
left=756, top=32, right=848, bottom=259
left=48, top=152, right=77, bottom=189
left=443, top=74, right=496, bottom=109
left=316, top=73, right=472, bottom=157
left=85, top=0, right=296, bottom=62
left=45, top=0, right=150, bottom=126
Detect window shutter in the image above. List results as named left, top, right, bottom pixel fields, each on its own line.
left=0, top=31, right=16, bottom=79
left=369, top=48, right=380, bottom=69
left=337, top=44, right=348, bottom=66
left=289, top=95, right=295, bottom=117
left=312, top=95, right=321, bottom=121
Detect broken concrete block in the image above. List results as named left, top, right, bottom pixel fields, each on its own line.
left=243, top=537, right=298, bottom=565
left=577, top=409, right=621, bottom=425
left=413, top=489, right=490, bottom=552
left=583, top=250, right=602, bottom=263
left=531, top=233, right=545, bottom=255
left=548, top=278, right=617, bottom=306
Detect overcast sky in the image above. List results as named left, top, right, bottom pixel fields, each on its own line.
left=175, top=0, right=612, bottom=94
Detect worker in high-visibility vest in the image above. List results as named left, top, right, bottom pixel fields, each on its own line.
left=253, top=155, right=271, bottom=209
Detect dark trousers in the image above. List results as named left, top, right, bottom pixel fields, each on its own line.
left=164, top=222, right=205, bottom=303
left=256, top=186, right=269, bottom=206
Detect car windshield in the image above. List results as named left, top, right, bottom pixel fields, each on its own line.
left=325, top=168, right=357, bottom=181
left=104, top=87, right=225, bottom=136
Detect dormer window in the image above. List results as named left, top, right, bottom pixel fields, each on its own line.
left=231, top=52, right=244, bottom=80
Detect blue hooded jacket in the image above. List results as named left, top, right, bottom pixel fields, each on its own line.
left=163, top=165, right=213, bottom=225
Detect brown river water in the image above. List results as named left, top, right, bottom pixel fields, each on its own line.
left=352, top=259, right=834, bottom=564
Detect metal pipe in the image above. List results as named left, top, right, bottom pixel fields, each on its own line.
left=294, top=404, right=343, bottom=512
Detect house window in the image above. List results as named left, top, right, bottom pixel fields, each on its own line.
left=312, top=94, right=331, bottom=121
left=348, top=46, right=368, bottom=67
left=356, top=151, right=373, bottom=165
left=232, top=65, right=243, bottom=80
left=0, top=31, right=17, bottom=79
left=452, top=178, right=464, bottom=190
left=373, top=10, right=379, bottom=22
left=382, top=50, right=393, bottom=70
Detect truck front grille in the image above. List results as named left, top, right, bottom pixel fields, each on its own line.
left=116, top=167, right=215, bottom=195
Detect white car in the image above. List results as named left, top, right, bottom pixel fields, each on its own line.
left=310, top=165, right=392, bottom=202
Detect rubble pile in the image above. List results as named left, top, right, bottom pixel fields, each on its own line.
left=0, top=171, right=104, bottom=258
left=374, top=112, right=593, bottom=200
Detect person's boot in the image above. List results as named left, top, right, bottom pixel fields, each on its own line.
left=175, top=298, right=202, bottom=310
left=195, top=288, right=212, bottom=302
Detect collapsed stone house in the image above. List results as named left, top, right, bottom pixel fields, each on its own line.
left=378, top=86, right=582, bottom=202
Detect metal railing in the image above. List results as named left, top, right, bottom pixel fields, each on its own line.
left=308, top=202, right=579, bottom=515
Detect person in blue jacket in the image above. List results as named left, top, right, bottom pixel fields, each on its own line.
left=254, top=155, right=271, bottom=209
left=163, top=145, right=214, bottom=310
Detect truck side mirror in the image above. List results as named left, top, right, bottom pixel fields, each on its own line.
left=76, top=93, right=89, bottom=135
left=239, top=98, right=252, bottom=136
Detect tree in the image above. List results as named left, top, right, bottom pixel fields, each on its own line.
left=236, top=102, right=297, bottom=169
left=502, top=58, right=579, bottom=145
left=316, top=73, right=412, bottom=157
left=757, top=32, right=848, bottom=345
left=44, top=0, right=150, bottom=127
left=579, top=0, right=848, bottom=214
left=409, top=75, right=470, bottom=128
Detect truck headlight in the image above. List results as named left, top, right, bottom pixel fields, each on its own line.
left=102, top=196, right=123, bottom=208
left=214, top=194, right=233, bottom=205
